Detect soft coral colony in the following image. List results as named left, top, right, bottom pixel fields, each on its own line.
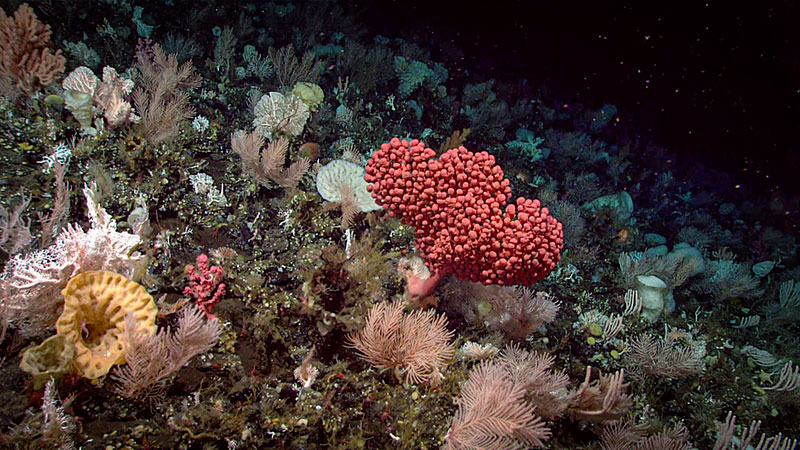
left=0, top=2, right=797, bottom=449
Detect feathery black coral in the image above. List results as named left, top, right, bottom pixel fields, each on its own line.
left=111, top=306, right=221, bottom=401
left=445, top=360, right=550, bottom=449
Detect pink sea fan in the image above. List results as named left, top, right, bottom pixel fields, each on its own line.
left=111, top=306, right=221, bottom=402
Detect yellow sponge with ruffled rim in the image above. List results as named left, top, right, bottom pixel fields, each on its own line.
left=56, top=270, right=157, bottom=380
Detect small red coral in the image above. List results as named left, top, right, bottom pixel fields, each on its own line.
left=184, top=254, right=226, bottom=319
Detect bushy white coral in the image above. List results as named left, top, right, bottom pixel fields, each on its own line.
left=0, top=185, right=146, bottom=337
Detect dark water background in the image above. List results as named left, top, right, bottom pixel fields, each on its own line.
left=358, top=0, right=800, bottom=206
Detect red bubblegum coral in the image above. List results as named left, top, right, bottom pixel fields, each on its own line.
left=365, top=137, right=564, bottom=286
left=184, top=254, right=226, bottom=319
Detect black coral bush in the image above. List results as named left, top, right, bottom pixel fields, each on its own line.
left=347, top=301, right=455, bottom=385
left=230, top=131, right=310, bottom=189
left=133, top=44, right=200, bottom=144
left=111, top=306, right=221, bottom=401
left=444, top=359, right=550, bottom=449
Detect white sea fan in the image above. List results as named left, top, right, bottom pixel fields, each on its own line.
left=41, top=378, right=76, bottom=448
left=61, top=66, right=98, bottom=129
left=252, top=91, right=309, bottom=139
left=316, top=159, right=380, bottom=212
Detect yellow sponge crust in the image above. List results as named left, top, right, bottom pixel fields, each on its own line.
left=291, top=82, right=324, bottom=112
left=19, top=334, right=76, bottom=390
left=56, top=271, right=157, bottom=380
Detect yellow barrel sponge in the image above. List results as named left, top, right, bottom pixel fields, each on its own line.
left=56, top=271, right=158, bottom=380
left=292, top=82, right=324, bottom=112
